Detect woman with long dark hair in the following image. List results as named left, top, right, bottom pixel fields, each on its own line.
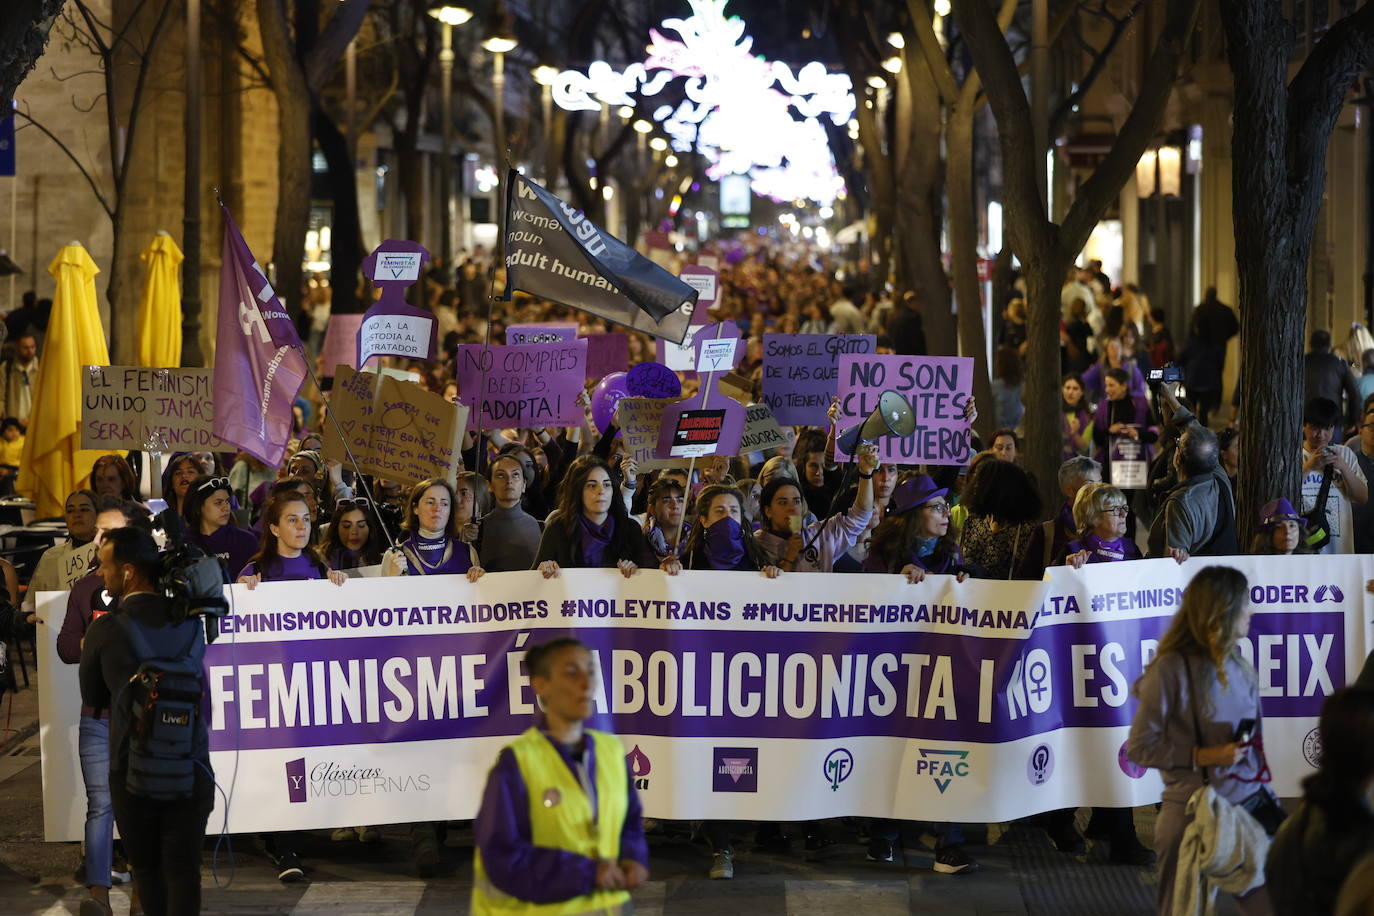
left=383, top=478, right=484, bottom=580
left=320, top=497, right=388, bottom=570
left=162, top=452, right=213, bottom=516
left=862, top=475, right=969, bottom=582
left=959, top=459, right=1042, bottom=579
left=183, top=475, right=258, bottom=580
left=1129, top=566, right=1277, bottom=915
left=535, top=455, right=655, bottom=578
left=237, top=491, right=346, bottom=588
left=673, top=484, right=780, bottom=576
left=1060, top=373, right=1094, bottom=461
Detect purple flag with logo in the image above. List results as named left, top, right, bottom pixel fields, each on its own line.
left=212, top=205, right=307, bottom=467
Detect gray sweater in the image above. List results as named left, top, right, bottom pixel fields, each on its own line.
left=480, top=504, right=543, bottom=572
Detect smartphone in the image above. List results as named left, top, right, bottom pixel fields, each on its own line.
left=1234, top=718, right=1256, bottom=743
left=1147, top=366, right=1184, bottom=384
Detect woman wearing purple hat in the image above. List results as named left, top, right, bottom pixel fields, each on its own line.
left=1249, top=497, right=1313, bottom=555
left=862, top=475, right=970, bottom=582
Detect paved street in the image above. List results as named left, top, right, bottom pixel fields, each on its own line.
left=0, top=668, right=1244, bottom=915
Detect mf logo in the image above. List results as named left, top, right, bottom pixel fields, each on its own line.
left=1313, top=584, right=1345, bottom=603
left=914, top=748, right=970, bottom=794
left=823, top=748, right=853, bottom=792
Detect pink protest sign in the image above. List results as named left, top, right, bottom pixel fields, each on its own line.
left=357, top=240, right=437, bottom=366
left=834, top=354, right=974, bottom=465
left=456, top=339, right=588, bottom=429
left=583, top=332, right=630, bottom=379
left=320, top=313, right=365, bottom=374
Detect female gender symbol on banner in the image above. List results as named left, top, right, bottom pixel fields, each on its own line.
left=356, top=240, right=438, bottom=367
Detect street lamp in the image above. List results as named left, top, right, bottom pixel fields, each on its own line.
left=482, top=0, right=518, bottom=173
left=427, top=3, right=472, bottom=270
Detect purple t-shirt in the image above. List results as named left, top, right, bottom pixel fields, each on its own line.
left=401, top=534, right=472, bottom=576
left=238, top=552, right=324, bottom=582
left=195, top=525, right=260, bottom=582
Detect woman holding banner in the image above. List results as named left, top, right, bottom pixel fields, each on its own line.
left=183, top=475, right=259, bottom=582
left=1128, top=566, right=1278, bottom=915
left=535, top=456, right=656, bottom=578
left=320, top=497, right=388, bottom=571
left=382, top=478, right=485, bottom=580
left=672, top=484, right=781, bottom=577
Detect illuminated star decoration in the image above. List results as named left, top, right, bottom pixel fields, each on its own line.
left=550, top=0, right=854, bottom=205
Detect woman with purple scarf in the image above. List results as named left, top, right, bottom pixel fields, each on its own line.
left=535, top=455, right=657, bottom=579
left=862, top=475, right=971, bottom=582
left=1064, top=482, right=1143, bottom=566
left=383, top=478, right=484, bottom=581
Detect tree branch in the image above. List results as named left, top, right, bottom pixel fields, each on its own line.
left=13, top=107, right=113, bottom=218
left=907, top=0, right=958, bottom=106
left=304, top=0, right=369, bottom=93
left=1059, top=0, right=1201, bottom=256
left=1049, top=0, right=1145, bottom=139
left=113, top=0, right=174, bottom=195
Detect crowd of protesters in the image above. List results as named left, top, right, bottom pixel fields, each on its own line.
left=11, top=241, right=1374, bottom=914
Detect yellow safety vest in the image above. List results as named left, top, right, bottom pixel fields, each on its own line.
left=472, top=728, right=634, bottom=916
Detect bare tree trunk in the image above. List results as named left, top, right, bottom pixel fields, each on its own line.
left=1223, top=0, right=1374, bottom=535
left=0, top=0, right=64, bottom=112
left=314, top=106, right=361, bottom=314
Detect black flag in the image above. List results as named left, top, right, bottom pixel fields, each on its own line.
left=503, top=170, right=696, bottom=344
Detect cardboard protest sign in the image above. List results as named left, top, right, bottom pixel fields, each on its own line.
left=507, top=322, right=577, bottom=345
left=616, top=396, right=682, bottom=471
left=716, top=371, right=754, bottom=403
left=740, top=402, right=790, bottom=453
left=456, top=339, right=588, bottom=429
left=322, top=365, right=467, bottom=485
left=834, top=354, right=974, bottom=465
left=678, top=265, right=719, bottom=313
left=656, top=324, right=705, bottom=373
left=82, top=366, right=223, bottom=450
left=583, top=332, right=629, bottom=379
left=357, top=240, right=437, bottom=366
left=762, top=333, right=876, bottom=426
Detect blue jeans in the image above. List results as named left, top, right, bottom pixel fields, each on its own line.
left=78, top=715, right=114, bottom=889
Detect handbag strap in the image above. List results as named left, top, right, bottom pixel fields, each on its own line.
left=1180, top=653, right=1210, bottom=785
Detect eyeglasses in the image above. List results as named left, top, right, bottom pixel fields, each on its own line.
left=1103, top=505, right=1129, bottom=517
left=923, top=502, right=951, bottom=515
left=197, top=476, right=230, bottom=494
left=336, top=497, right=371, bottom=511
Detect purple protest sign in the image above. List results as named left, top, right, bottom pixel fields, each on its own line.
left=507, top=322, right=577, bottom=345
left=320, top=313, right=364, bottom=374
left=763, top=333, right=876, bottom=426
left=834, top=354, right=974, bottom=465
left=679, top=265, right=719, bottom=320
left=656, top=383, right=746, bottom=458
left=626, top=362, right=682, bottom=399
left=456, top=339, right=588, bottom=429
left=583, top=332, right=629, bottom=380
left=357, top=240, right=437, bottom=366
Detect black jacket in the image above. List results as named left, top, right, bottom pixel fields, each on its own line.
left=533, top=510, right=656, bottom=569
left=1266, top=799, right=1374, bottom=916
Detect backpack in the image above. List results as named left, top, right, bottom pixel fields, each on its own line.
left=118, top=614, right=206, bottom=801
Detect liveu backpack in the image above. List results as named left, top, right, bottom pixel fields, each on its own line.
left=117, top=614, right=206, bottom=801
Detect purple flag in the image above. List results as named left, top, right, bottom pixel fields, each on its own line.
left=212, top=205, right=307, bottom=467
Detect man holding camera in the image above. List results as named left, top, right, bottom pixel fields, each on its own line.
left=79, top=526, right=214, bottom=916
left=1147, top=383, right=1238, bottom=560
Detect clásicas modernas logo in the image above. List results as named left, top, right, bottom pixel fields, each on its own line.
left=285, top=757, right=431, bottom=803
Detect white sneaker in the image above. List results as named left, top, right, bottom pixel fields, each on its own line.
left=709, top=850, right=734, bottom=879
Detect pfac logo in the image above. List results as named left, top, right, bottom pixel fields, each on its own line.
left=823, top=748, right=854, bottom=792
left=915, top=748, right=970, bottom=794
left=627, top=745, right=652, bottom=790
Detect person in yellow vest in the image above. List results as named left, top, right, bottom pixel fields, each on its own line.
left=473, top=637, right=648, bottom=914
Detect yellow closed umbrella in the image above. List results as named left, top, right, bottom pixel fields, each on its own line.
left=17, top=243, right=110, bottom=517
left=136, top=231, right=183, bottom=367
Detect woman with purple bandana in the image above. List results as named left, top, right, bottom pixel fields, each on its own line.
left=535, top=455, right=656, bottom=579
left=1064, top=482, right=1143, bottom=567
left=383, top=478, right=485, bottom=581
left=183, top=475, right=258, bottom=581
left=670, top=483, right=781, bottom=577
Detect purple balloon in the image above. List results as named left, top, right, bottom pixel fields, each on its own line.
left=626, top=362, right=682, bottom=399
left=590, top=371, right=631, bottom=432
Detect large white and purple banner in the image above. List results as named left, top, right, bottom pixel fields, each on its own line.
left=36, top=555, right=1371, bottom=840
